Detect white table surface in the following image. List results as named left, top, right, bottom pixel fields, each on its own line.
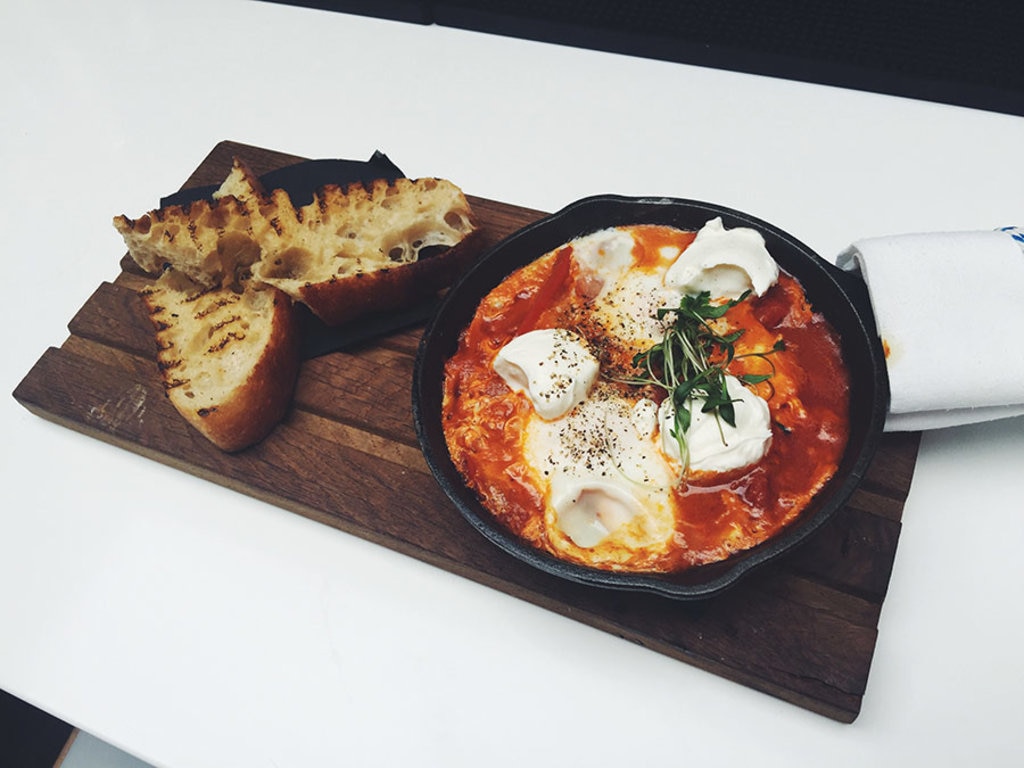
left=3, top=2, right=1023, bottom=766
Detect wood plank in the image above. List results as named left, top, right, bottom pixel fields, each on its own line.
left=69, top=281, right=154, bottom=358
left=12, top=140, right=922, bottom=724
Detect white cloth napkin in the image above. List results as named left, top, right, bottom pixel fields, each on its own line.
left=837, top=227, right=1024, bottom=432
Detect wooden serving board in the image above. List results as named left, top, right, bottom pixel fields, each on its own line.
left=13, top=141, right=920, bottom=723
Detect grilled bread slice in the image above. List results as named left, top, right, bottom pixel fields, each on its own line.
left=115, top=160, right=481, bottom=325
left=251, top=176, right=481, bottom=325
left=113, top=195, right=262, bottom=291
left=139, top=269, right=300, bottom=452
left=118, top=157, right=479, bottom=451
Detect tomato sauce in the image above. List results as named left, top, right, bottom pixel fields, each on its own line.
left=442, top=226, right=850, bottom=573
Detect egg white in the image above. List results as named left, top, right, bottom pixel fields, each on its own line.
left=523, top=384, right=677, bottom=559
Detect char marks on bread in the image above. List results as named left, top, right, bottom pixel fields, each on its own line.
left=252, top=176, right=480, bottom=325
left=139, top=270, right=301, bottom=452
left=114, top=158, right=482, bottom=324
left=117, top=157, right=481, bottom=450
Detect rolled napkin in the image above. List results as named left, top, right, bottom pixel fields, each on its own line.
left=837, top=227, right=1024, bottom=432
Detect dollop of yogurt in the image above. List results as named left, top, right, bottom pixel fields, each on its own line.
left=664, top=217, right=779, bottom=299
left=493, top=328, right=600, bottom=420
left=658, top=375, right=773, bottom=473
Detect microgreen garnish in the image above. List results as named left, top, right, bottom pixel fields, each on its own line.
left=623, top=291, right=783, bottom=469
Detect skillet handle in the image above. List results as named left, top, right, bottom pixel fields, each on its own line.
left=822, top=253, right=880, bottom=338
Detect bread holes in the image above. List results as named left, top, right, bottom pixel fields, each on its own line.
left=444, top=210, right=472, bottom=233
left=217, top=231, right=261, bottom=272
left=388, top=244, right=408, bottom=262
left=417, top=245, right=450, bottom=261
left=119, top=163, right=479, bottom=448
left=261, top=246, right=314, bottom=281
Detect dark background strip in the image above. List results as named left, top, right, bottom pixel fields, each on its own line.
left=263, top=0, right=1024, bottom=117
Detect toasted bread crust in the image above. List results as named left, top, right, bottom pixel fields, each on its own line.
left=250, top=176, right=479, bottom=324
left=115, top=160, right=481, bottom=325
left=293, top=226, right=485, bottom=326
left=113, top=195, right=263, bottom=289
left=119, top=157, right=480, bottom=451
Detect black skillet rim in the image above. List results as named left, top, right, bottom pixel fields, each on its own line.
left=412, top=194, right=890, bottom=600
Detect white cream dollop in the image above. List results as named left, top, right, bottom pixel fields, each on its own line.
left=664, top=217, right=779, bottom=299
left=658, top=375, right=773, bottom=473
left=493, top=328, right=599, bottom=420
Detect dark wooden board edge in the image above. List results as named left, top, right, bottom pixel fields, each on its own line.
left=12, top=140, right=922, bottom=723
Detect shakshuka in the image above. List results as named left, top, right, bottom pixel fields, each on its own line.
left=441, top=219, right=850, bottom=573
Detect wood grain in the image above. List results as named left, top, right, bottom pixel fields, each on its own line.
left=12, top=140, right=921, bottom=723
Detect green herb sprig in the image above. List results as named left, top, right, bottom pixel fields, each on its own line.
left=624, top=290, right=784, bottom=468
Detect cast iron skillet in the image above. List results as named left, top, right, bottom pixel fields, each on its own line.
left=412, top=195, right=890, bottom=600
